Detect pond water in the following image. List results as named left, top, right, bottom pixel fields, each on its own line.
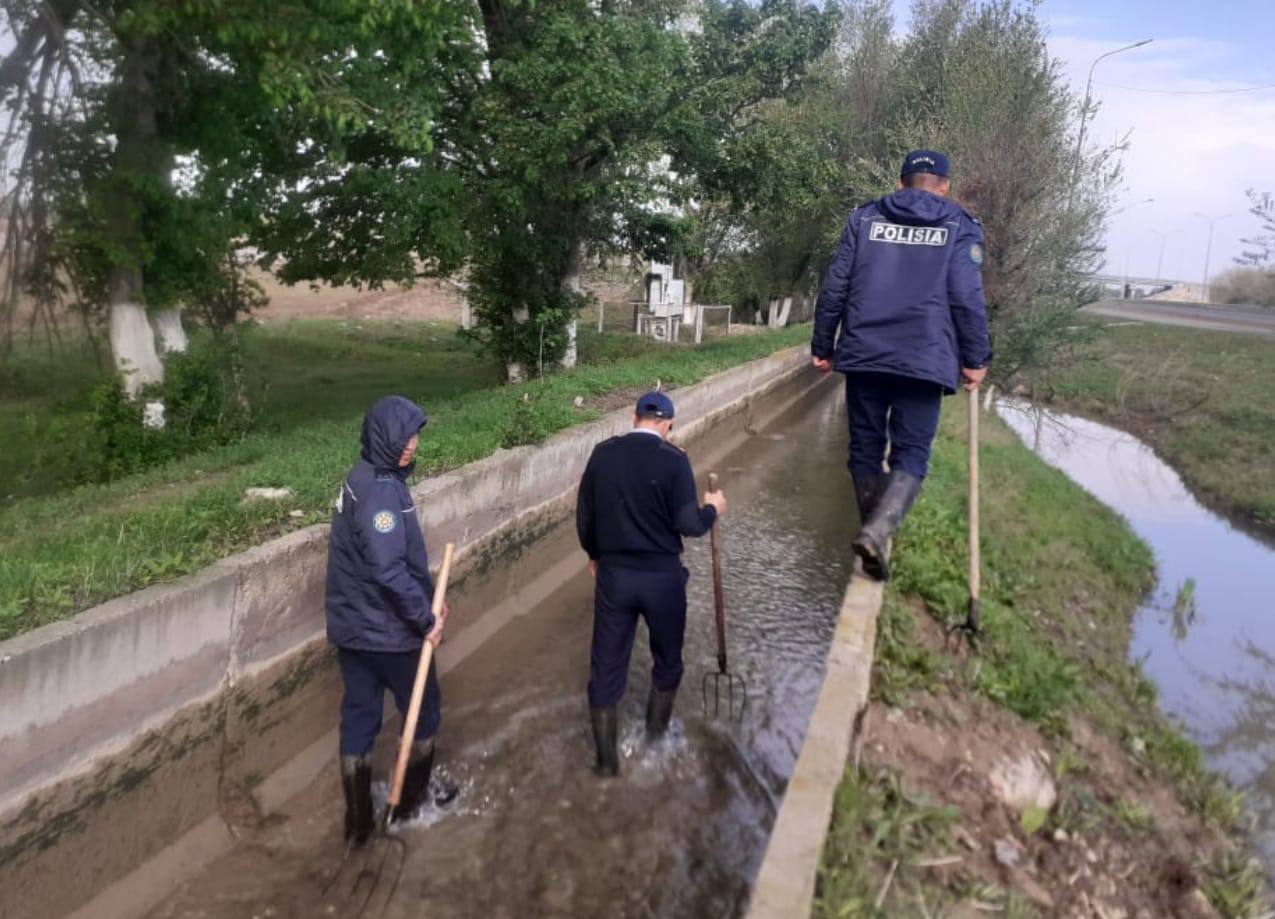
left=998, top=400, right=1275, bottom=869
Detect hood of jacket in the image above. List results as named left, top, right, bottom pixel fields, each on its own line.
left=876, top=188, right=964, bottom=227
left=360, top=396, right=428, bottom=478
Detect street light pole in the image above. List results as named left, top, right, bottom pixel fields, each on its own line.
left=1070, top=39, right=1153, bottom=208
left=1149, top=228, right=1176, bottom=280
left=1194, top=212, right=1231, bottom=303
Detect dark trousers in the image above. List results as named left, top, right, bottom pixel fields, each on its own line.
left=845, top=372, right=944, bottom=479
left=587, top=564, right=688, bottom=708
left=337, top=647, right=441, bottom=756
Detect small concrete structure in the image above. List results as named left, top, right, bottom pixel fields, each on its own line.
left=745, top=567, right=886, bottom=919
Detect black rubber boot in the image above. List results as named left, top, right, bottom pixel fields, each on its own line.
left=852, top=470, right=923, bottom=582
left=851, top=471, right=888, bottom=524
left=590, top=707, right=620, bottom=777
left=645, top=687, right=677, bottom=740
left=392, top=739, right=458, bottom=823
left=340, top=754, right=374, bottom=846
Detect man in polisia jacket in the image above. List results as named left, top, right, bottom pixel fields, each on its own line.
left=325, top=395, right=456, bottom=846
left=812, top=149, right=992, bottom=581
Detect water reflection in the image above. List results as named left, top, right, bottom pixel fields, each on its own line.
left=997, top=400, right=1275, bottom=867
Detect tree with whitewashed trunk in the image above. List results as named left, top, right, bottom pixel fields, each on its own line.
left=459, top=0, right=837, bottom=381
left=0, top=1, right=471, bottom=397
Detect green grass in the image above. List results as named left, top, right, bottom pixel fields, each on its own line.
left=819, top=397, right=1268, bottom=917
left=0, top=319, right=503, bottom=500
left=1041, top=321, right=1275, bottom=536
left=0, top=321, right=807, bottom=640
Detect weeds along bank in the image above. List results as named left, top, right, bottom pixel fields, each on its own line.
left=0, top=323, right=806, bottom=640
left=815, top=401, right=1270, bottom=918
left=1041, top=321, right=1275, bottom=541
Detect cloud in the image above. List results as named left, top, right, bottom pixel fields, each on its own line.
left=1047, top=33, right=1275, bottom=281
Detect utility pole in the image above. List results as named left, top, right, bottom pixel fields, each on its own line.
left=1194, top=212, right=1231, bottom=303
left=1149, top=228, right=1176, bottom=281
left=1070, top=39, right=1152, bottom=208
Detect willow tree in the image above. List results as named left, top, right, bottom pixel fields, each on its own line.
left=0, top=1, right=471, bottom=394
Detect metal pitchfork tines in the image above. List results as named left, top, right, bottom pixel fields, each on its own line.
left=701, top=473, right=747, bottom=721
left=317, top=542, right=456, bottom=917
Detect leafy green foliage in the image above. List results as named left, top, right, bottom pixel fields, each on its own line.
left=78, top=337, right=254, bottom=484
left=0, top=0, right=476, bottom=364
left=459, top=0, right=837, bottom=373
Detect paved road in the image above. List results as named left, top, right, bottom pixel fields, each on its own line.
left=1083, top=300, right=1275, bottom=338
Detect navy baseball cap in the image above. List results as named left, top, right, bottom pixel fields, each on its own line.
left=635, top=391, right=675, bottom=419
left=900, top=149, right=950, bottom=178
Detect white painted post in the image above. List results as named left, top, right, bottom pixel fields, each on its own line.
left=597, top=301, right=605, bottom=334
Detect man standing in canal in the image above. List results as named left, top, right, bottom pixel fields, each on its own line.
left=812, top=149, right=991, bottom=580
left=325, top=395, right=458, bottom=845
left=576, top=391, right=727, bottom=777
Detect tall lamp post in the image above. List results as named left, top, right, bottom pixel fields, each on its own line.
left=1149, top=228, right=1177, bottom=281
left=1194, top=212, right=1230, bottom=303
left=1071, top=38, right=1153, bottom=207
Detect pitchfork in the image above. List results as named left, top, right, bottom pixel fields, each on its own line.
left=317, top=542, right=456, bottom=917
left=701, top=473, right=746, bottom=721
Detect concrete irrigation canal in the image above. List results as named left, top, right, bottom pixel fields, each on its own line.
left=0, top=349, right=885, bottom=919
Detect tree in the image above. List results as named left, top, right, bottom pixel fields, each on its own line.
left=0, top=1, right=473, bottom=395
left=461, top=0, right=837, bottom=380
left=1236, top=188, right=1275, bottom=268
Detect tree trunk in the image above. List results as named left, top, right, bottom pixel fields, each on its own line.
left=106, top=35, right=166, bottom=397
left=559, top=238, right=584, bottom=370
left=506, top=305, right=530, bottom=383
left=110, top=302, right=164, bottom=397
left=152, top=308, right=188, bottom=354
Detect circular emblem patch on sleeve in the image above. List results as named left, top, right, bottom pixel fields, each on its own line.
left=372, top=510, right=398, bottom=534
left=969, top=243, right=984, bottom=266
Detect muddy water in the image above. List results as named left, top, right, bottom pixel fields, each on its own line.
left=997, top=400, right=1275, bottom=869
left=149, top=383, right=857, bottom=919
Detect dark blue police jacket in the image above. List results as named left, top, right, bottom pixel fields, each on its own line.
left=812, top=188, right=992, bottom=393
left=325, top=396, right=434, bottom=653
left=576, top=431, right=717, bottom=572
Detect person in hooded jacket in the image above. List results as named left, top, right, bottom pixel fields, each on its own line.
left=325, top=395, right=457, bottom=846
left=812, top=150, right=992, bottom=580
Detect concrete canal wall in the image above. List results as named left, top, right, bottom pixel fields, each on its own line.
left=0, top=345, right=821, bottom=919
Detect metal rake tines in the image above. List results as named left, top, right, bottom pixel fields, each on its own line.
left=317, top=834, right=407, bottom=918
left=702, top=668, right=748, bottom=722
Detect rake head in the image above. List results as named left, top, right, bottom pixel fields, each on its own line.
left=316, top=826, right=407, bottom=918
left=702, top=668, right=748, bottom=722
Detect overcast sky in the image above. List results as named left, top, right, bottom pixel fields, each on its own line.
left=1041, top=0, right=1275, bottom=283
left=893, top=0, right=1275, bottom=283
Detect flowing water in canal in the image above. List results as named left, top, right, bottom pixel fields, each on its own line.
left=997, top=400, right=1275, bottom=870
left=150, top=382, right=857, bottom=919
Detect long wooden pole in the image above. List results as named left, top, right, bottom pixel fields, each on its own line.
left=708, top=473, right=727, bottom=674
left=967, top=388, right=981, bottom=633
left=386, top=542, right=455, bottom=821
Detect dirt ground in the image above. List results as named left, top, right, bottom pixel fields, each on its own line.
left=859, top=609, right=1234, bottom=919
left=251, top=272, right=467, bottom=323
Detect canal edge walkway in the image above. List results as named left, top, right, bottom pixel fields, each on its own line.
left=746, top=566, right=885, bottom=919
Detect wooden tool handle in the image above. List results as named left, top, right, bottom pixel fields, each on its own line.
left=968, top=389, right=981, bottom=604
left=708, top=473, right=727, bottom=673
left=388, top=542, right=455, bottom=812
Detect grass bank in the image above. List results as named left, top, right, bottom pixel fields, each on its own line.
left=0, top=322, right=806, bottom=640
left=0, top=319, right=504, bottom=500
left=815, top=399, right=1268, bottom=918
left=1041, top=321, right=1275, bottom=539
